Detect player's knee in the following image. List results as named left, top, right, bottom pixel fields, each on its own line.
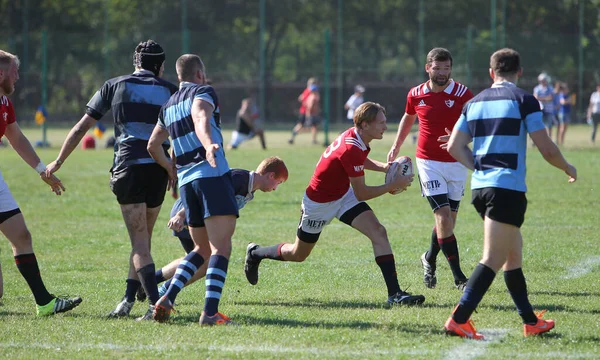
left=368, top=223, right=388, bottom=244
left=435, top=208, right=454, bottom=230
left=210, top=242, right=232, bottom=258
left=11, top=228, right=33, bottom=250
left=288, top=250, right=309, bottom=262
left=195, top=245, right=211, bottom=260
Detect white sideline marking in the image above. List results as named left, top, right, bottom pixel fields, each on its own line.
left=0, top=341, right=433, bottom=356
left=1, top=340, right=596, bottom=358
left=562, top=255, right=600, bottom=279
left=445, top=328, right=508, bottom=360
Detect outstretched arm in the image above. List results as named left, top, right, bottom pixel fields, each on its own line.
left=529, top=129, right=577, bottom=182
left=4, top=122, right=65, bottom=195
left=46, top=114, right=96, bottom=175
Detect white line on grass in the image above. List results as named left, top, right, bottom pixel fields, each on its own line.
left=562, top=255, right=600, bottom=279
left=444, top=328, right=509, bottom=360
left=0, top=341, right=434, bottom=357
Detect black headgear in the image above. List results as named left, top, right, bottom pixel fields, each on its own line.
left=133, top=40, right=165, bottom=76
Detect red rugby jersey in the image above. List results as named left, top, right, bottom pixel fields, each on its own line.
left=0, top=96, right=16, bottom=141
left=405, top=80, right=473, bottom=162
left=306, top=127, right=370, bottom=203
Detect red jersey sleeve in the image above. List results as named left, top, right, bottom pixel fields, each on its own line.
left=6, top=98, right=16, bottom=125
left=339, top=145, right=365, bottom=178
left=405, top=90, right=416, bottom=115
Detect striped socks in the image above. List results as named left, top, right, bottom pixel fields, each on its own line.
left=204, top=255, right=229, bottom=316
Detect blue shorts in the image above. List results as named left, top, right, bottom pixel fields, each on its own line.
left=180, top=172, right=239, bottom=228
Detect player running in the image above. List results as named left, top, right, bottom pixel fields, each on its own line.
left=388, top=47, right=473, bottom=291
left=245, top=102, right=426, bottom=306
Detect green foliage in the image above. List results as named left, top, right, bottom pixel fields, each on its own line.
left=2, top=1, right=600, bottom=121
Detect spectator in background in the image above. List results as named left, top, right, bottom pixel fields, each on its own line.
left=556, top=82, right=575, bottom=146
left=345, top=85, right=365, bottom=122
left=289, top=78, right=320, bottom=145
left=587, top=84, right=600, bottom=144
left=533, top=73, right=556, bottom=138
left=228, top=95, right=266, bottom=150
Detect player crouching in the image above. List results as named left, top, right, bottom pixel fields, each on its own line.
left=245, top=102, right=426, bottom=306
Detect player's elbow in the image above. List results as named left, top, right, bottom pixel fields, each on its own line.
left=447, top=142, right=460, bottom=158
left=538, top=143, right=560, bottom=160
left=146, top=141, right=159, bottom=159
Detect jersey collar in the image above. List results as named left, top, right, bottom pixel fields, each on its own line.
left=248, top=171, right=256, bottom=194
left=422, top=79, right=455, bottom=94
left=492, top=81, right=517, bottom=88
left=133, top=69, right=154, bottom=76
left=179, top=81, right=196, bottom=89
left=352, top=128, right=369, bottom=150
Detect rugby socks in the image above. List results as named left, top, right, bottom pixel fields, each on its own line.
left=204, top=255, right=229, bottom=316
left=155, top=269, right=166, bottom=284
left=425, top=227, right=441, bottom=267
left=251, top=243, right=284, bottom=261
left=453, top=263, right=496, bottom=324
left=158, top=280, right=170, bottom=297
left=375, top=254, right=401, bottom=296
left=125, top=279, right=141, bottom=302
left=165, top=251, right=204, bottom=304
left=14, top=253, right=53, bottom=306
left=504, top=268, right=538, bottom=324
left=438, top=234, right=467, bottom=281
left=137, top=263, right=160, bottom=305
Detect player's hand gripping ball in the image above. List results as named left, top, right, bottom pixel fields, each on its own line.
left=385, top=156, right=413, bottom=195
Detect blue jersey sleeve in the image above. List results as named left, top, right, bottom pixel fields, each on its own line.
left=194, top=86, right=217, bottom=109
left=86, top=81, right=112, bottom=120
left=521, top=94, right=545, bottom=133
left=456, top=113, right=470, bottom=135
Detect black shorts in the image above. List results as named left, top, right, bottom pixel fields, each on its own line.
left=110, top=163, right=168, bottom=208
left=472, top=187, right=527, bottom=228
left=425, top=194, right=461, bottom=212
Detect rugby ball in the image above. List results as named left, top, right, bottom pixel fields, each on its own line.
left=385, top=156, right=413, bottom=194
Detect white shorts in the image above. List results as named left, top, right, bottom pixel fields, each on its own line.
left=230, top=131, right=255, bottom=148
left=0, top=171, right=19, bottom=213
left=415, top=158, right=467, bottom=201
left=299, top=187, right=362, bottom=234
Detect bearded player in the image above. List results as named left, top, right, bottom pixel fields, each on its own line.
left=0, top=49, right=81, bottom=316
left=387, top=48, right=473, bottom=291
left=245, top=102, right=426, bottom=306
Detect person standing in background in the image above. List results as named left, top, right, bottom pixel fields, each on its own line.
left=556, top=82, right=574, bottom=146
left=345, top=85, right=365, bottom=122
left=587, top=84, right=600, bottom=144
left=533, top=73, right=556, bottom=138
left=289, top=78, right=319, bottom=145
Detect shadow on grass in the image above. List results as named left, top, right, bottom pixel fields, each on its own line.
left=529, top=290, right=600, bottom=298
left=232, top=298, right=454, bottom=310
left=480, top=303, right=600, bottom=315
left=167, top=313, right=445, bottom=335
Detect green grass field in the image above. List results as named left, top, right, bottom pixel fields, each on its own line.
left=0, top=125, right=599, bottom=359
